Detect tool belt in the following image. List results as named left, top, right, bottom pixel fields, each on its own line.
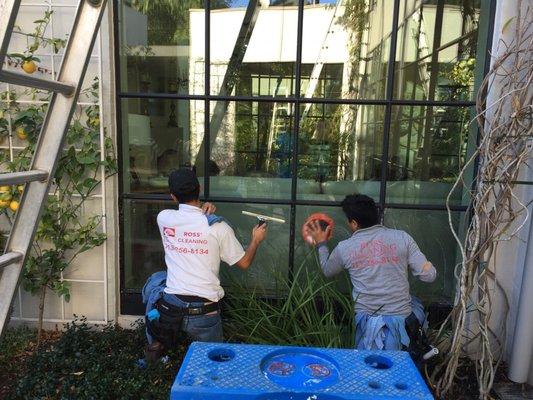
left=146, top=297, right=219, bottom=349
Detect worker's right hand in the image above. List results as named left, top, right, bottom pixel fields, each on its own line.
left=251, top=223, right=267, bottom=244
left=307, top=220, right=332, bottom=245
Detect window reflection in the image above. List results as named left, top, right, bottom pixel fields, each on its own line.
left=209, top=1, right=298, bottom=97
left=119, top=0, right=483, bottom=101
left=121, top=99, right=202, bottom=194
left=123, top=200, right=165, bottom=289
left=386, top=105, right=473, bottom=205
left=301, top=0, right=394, bottom=100
left=118, top=1, right=205, bottom=94
left=209, top=100, right=294, bottom=199
left=298, top=104, right=385, bottom=201
left=394, top=0, right=482, bottom=101
left=218, top=202, right=291, bottom=292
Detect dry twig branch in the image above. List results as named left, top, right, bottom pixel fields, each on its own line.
left=431, top=2, right=533, bottom=398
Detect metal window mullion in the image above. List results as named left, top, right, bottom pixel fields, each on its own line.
left=121, top=192, right=469, bottom=212
left=117, top=92, right=476, bottom=108
left=112, top=0, right=127, bottom=304
left=469, top=0, right=498, bottom=203
left=378, top=0, right=401, bottom=218
left=288, top=0, right=305, bottom=283
left=204, top=0, right=210, bottom=198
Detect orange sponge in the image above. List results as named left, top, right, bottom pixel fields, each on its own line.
left=301, top=213, right=335, bottom=245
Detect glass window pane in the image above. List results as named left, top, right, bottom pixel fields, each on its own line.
left=118, top=1, right=204, bottom=94
left=386, top=105, right=473, bottom=205
left=209, top=100, right=293, bottom=199
left=387, top=106, right=476, bottom=205
left=297, top=103, right=385, bottom=201
left=210, top=1, right=298, bottom=97
left=300, top=0, right=394, bottom=100
left=384, top=208, right=463, bottom=303
left=394, top=0, right=485, bottom=101
left=122, top=199, right=290, bottom=292
left=121, top=98, right=203, bottom=194
left=123, top=199, right=165, bottom=290
left=218, top=202, right=290, bottom=292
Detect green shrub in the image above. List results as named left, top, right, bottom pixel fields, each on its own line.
left=8, top=319, right=186, bottom=400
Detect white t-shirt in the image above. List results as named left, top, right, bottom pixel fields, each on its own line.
left=157, top=204, right=245, bottom=302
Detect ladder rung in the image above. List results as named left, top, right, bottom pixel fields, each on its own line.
left=0, top=252, right=23, bottom=269
left=0, top=70, right=74, bottom=96
left=0, top=170, right=48, bottom=186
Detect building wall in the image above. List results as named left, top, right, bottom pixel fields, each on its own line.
left=2, top=0, right=119, bottom=327
left=484, top=0, right=533, bottom=384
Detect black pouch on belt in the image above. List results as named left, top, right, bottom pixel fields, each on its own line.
left=146, top=298, right=186, bottom=350
left=404, top=312, right=438, bottom=366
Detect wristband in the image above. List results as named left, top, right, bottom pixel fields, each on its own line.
left=315, top=241, right=328, bottom=249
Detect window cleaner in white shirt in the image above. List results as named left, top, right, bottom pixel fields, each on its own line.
left=145, top=168, right=267, bottom=362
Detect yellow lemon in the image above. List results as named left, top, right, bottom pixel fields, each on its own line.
left=0, top=191, right=12, bottom=201
left=0, top=199, right=10, bottom=208
left=22, top=60, right=37, bottom=74
left=17, top=185, right=24, bottom=193
left=16, top=127, right=27, bottom=140
left=9, top=200, right=19, bottom=212
left=88, top=117, right=100, bottom=127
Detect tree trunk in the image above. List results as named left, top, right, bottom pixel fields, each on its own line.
left=37, top=285, right=46, bottom=347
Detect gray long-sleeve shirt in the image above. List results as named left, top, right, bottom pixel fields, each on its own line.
left=317, top=225, right=437, bottom=316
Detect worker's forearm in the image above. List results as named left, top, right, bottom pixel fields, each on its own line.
left=317, top=243, right=339, bottom=278
left=236, top=239, right=261, bottom=270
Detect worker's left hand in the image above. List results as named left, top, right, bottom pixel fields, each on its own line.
left=307, top=220, right=331, bottom=245
left=201, top=202, right=217, bottom=215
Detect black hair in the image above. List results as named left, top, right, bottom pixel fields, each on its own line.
left=168, top=168, right=200, bottom=203
left=174, top=186, right=200, bottom=203
left=340, top=194, right=379, bottom=228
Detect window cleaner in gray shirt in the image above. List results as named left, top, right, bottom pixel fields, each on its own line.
left=307, top=194, right=437, bottom=354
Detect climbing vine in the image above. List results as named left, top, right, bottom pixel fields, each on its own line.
left=0, top=11, right=116, bottom=343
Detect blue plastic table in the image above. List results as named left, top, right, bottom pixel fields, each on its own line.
left=170, top=342, right=434, bottom=400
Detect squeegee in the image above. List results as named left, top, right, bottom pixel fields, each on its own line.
left=242, top=211, right=286, bottom=226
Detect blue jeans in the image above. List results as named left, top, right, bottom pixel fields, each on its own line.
left=148, top=292, right=223, bottom=344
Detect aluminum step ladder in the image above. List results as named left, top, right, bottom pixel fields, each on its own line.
left=0, top=0, right=107, bottom=336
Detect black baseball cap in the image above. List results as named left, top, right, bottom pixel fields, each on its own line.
left=168, top=168, right=200, bottom=197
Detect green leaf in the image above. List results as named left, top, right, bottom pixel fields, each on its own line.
left=75, top=155, right=97, bottom=165
left=7, top=53, right=26, bottom=59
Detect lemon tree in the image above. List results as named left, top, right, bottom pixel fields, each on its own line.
left=7, top=10, right=67, bottom=74
left=0, top=78, right=116, bottom=342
